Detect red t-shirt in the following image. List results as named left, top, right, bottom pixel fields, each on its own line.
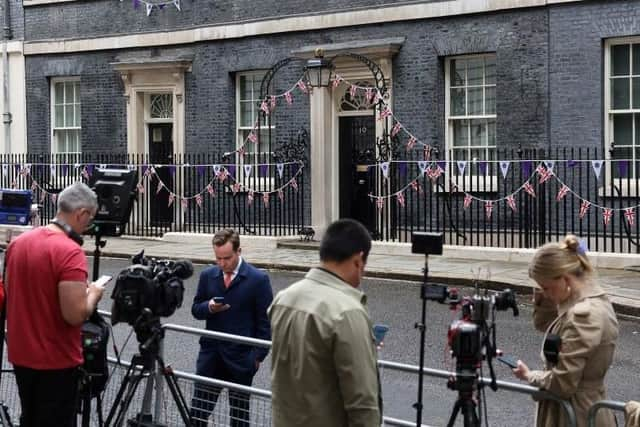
left=5, top=227, right=88, bottom=369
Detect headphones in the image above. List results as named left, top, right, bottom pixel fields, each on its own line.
left=51, top=218, right=84, bottom=246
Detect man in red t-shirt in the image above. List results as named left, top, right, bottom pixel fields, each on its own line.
left=5, top=182, right=105, bottom=427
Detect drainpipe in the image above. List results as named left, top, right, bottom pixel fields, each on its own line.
left=2, top=0, right=11, bottom=154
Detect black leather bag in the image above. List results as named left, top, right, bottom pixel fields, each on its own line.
left=81, top=311, right=110, bottom=397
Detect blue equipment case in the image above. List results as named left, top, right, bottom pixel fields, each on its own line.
left=0, top=189, right=33, bottom=225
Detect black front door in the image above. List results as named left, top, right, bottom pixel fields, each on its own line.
left=339, top=116, right=376, bottom=233
left=148, top=123, right=173, bottom=226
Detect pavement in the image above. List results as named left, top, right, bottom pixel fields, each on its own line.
left=77, top=234, right=640, bottom=318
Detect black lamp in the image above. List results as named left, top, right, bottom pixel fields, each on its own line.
left=304, top=48, right=333, bottom=88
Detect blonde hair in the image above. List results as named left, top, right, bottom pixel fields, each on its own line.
left=528, top=235, right=594, bottom=283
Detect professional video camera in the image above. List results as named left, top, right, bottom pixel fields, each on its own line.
left=110, top=251, right=193, bottom=327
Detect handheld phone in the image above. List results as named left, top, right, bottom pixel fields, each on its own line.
left=213, top=297, right=225, bottom=305
left=497, top=354, right=519, bottom=369
left=94, top=275, right=113, bottom=287
left=372, top=324, right=389, bottom=346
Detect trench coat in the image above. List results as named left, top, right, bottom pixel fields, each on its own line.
left=528, top=282, right=619, bottom=427
left=626, top=401, right=640, bottom=427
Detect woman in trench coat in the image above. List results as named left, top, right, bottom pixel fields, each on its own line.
left=512, top=235, right=619, bottom=427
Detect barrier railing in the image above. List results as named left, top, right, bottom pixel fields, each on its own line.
left=587, top=400, right=627, bottom=427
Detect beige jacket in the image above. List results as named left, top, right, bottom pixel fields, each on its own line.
left=626, top=401, right=640, bottom=427
left=268, top=268, right=382, bottom=427
left=528, top=282, right=619, bottom=427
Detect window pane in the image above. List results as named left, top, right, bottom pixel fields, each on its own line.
left=470, top=148, right=486, bottom=164
left=634, top=44, right=640, bottom=75
left=636, top=114, right=640, bottom=147
left=613, top=113, right=633, bottom=146
left=485, top=57, right=496, bottom=85
left=452, top=120, right=468, bottom=147
left=485, top=86, right=496, bottom=114
left=55, top=83, right=64, bottom=105
left=64, top=82, right=73, bottom=104
left=65, top=105, right=74, bottom=127
left=612, top=146, right=632, bottom=178
left=451, top=60, right=465, bottom=86
left=240, top=101, right=253, bottom=127
left=55, top=105, right=64, bottom=127
left=487, top=119, right=496, bottom=146
left=468, top=87, right=483, bottom=115
left=633, top=78, right=640, bottom=109
left=470, top=120, right=487, bottom=147
left=73, top=82, right=80, bottom=103
left=450, top=88, right=465, bottom=115
left=612, top=44, right=630, bottom=76
left=253, top=75, right=263, bottom=98
left=72, top=130, right=80, bottom=152
left=467, top=58, right=483, bottom=85
left=239, top=75, right=251, bottom=100
left=451, top=148, right=467, bottom=162
left=74, top=105, right=81, bottom=127
left=612, top=78, right=630, bottom=109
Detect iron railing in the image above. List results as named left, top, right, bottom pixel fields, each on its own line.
left=0, top=152, right=306, bottom=238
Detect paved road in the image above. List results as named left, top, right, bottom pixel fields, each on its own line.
left=92, top=257, right=640, bottom=427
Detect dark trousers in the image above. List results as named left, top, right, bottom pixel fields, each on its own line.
left=190, top=351, right=253, bottom=427
left=14, top=365, right=80, bottom=427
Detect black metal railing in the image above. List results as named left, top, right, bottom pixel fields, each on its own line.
left=369, top=147, right=640, bottom=253
left=0, top=152, right=306, bottom=238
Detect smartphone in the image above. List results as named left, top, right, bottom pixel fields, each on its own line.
left=497, top=354, right=519, bottom=369
left=372, top=324, right=389, bottom=346
left=213, top=297, right=225, bottom=305
left=94, top=275, right=113, bottom=288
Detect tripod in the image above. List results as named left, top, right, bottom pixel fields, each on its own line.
left=446, top=367, right=480, bottom=427
left=105, top=313, right=192, bottom=427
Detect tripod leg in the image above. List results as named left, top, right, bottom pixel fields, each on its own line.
left=105, top=363, right=145, bottom=427
left=446, top=398, right=462, bottom=427
left=462, top=398, right=480, bottom=427
left=157, top=358, right=192, bottom=426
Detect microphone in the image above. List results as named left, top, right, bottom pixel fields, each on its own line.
left=170, top=259, right=194, bottom=279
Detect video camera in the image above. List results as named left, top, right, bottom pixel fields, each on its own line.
left=110, top=251, right=193, bottom=326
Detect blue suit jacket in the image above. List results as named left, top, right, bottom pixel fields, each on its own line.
left=191, top=260, right=273, bottom=377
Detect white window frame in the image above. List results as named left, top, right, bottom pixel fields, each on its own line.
left=50, top=77, right=81, bottom=164
left=235, top=71, right=275, bottom=192
left=604, top=37, right=640, bottom=195
left=445, top=54, right=497, bottom=192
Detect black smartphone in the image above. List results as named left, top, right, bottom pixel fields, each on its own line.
left=497, top=355, right=519, bottom=369
left=213, top=297, right=225, bottom=304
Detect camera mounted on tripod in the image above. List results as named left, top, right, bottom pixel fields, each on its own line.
left=110, top=251, right=193, bottom=328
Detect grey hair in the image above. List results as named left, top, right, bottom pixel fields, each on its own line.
left=57, top=182, right=98, bottom=214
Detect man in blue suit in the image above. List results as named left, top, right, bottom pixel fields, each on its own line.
left=190, top=228, right=273, bottom=427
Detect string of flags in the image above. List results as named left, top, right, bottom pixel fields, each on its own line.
left=366, top=160, right=640, bottom=227
left=6, top=161, right=304, bottom=209
left=122, top=0, right=182, bottom=16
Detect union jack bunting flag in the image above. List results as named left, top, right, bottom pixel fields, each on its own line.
left=379, top=107, right=392, bottom=121
left=391, top=122, right=402, bottom=137
left=260, top=100, right=270, bottom=115
left=156, top=181, right=163, bottom=194
left=485, top=201, right=494, bottom=219
left=248, top=132, right=257, bottom=143
left=331, top=76, right=342, bottom=89
left=464, top=194, right=473, bottom=209
left=270, top=96, right=276, bottom=110
left=217, top=169, right=228, bottom=182
left=195, top=194, right=203, bottom=208
left=625, top=207, right=636, bottom=226
left=40, top=191, right=46, bottom=202
left=137, top=183, right=145, bottom=194
left=365, top=88, right=374, bottom=103
left=523, top=182, right=536, bottom=198
left=181, top=198, right=188, bottom=209
left=206, top=183, right=215, bottom=196
left=407, top=136, right=417, bottom=151
left=602, top=208, right=613, bottom=226
left=296, top=80, right=308, bottom=94
left=247, top=191, right=254, bottom=205
left=232, top=182, right=241, bottom=194
left=290, top=178, right=298, bottom=191
left=81, top=167, right=90, bottom=180
left=278, top=190, right=284, bottom=201
left=537, top=166, right=553, bottom=184
left=167, top=193, right=175, bottom=207
left=349, top=85, right=357, bottom=98
left=556, top=185, right=570, bottom=201
left=396, top=191, right=405, bottom=207
left=284, top=91, right=293, bottom=105
left=423, top=145, right=432, bottom=161
left=427, top=166, right=443, bottom=183
left=579, top=200, right=590, bottom=219
left=263, top=193, right=270, bottom=208
left=506, top=195, right=517, bottom=212
left=31, top=181, right=37, bottom=191
left=376, top=197, right=385, bottom=210
left=410, top=180, right=422, bottom=193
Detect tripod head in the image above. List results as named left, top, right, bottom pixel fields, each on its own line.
left=132, top=309, right=165, bottom=370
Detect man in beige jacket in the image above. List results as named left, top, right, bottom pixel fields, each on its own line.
left=268, top=219, right=382, bottom=427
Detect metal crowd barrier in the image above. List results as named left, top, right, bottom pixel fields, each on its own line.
left=587, top=400, right=627, bottom=427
